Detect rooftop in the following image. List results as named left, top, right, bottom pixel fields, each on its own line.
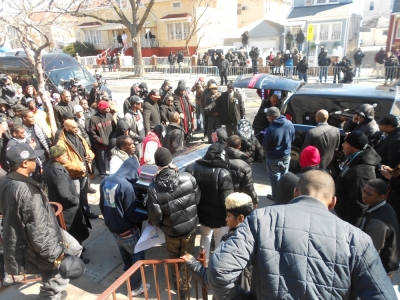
left=160, top=13, right=191, bottom=20
left=249, top=20, right=284, bottom=38
left=287, top=3, right=349, bottom=19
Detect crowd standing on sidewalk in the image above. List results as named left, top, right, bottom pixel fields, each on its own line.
left=0, top=68, right=400, bottom=300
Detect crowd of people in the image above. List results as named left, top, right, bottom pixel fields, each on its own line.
left=0, top=71, right=400, bottom=300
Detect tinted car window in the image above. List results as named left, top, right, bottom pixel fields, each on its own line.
left=286, top=95, right=393, bottom=127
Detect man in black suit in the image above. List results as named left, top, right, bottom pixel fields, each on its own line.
left=215, top=83, right=245, bottom=136
left=301, top=109, right=340, bottom=170
left=375, top=114, right=400, bottom=175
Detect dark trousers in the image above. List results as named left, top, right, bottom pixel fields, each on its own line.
left=220, top=71, right=227, bottom=85
left=96, top=147, right=109, bottom=176
left=72, top=176, right=89, bottom=210
left=207, top=116, right=220, bottom=143
left=225, top=120, right=238, bottom=137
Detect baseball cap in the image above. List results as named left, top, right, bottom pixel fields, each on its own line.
left=98, top=100, right=109, bottom=110
left=377, top=114, right=399, bottom=127
left=6, top=144, right=44, bottom=165
left=129, top=96, right=143, bottom=104
left=59, top=256, right=86, bottom=280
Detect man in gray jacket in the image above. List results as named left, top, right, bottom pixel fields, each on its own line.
left=207, top=170, right=396, bottom=300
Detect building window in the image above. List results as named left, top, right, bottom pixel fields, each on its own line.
left=237, top=3, right=242, bottom=15
left=312, top=22, right=342, bottom=41
left=167, top=22, right=190, bottom=40
left=383, top=30, right=388, bottom=36
left=306, top=0, right=339, bottom=4
left=305, top=0, right=314, bottom=5
left=84, top=30, right=103, bottom=44
left=172, top=1, right=181, bottom=9
left=116, top=0, right=128, bottom=9
left=289, top=26, right=302, bottom=38
left=369, top=1, right=374, bottom=10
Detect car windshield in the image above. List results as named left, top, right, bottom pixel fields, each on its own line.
left=46, top=66, right=95, bottom=92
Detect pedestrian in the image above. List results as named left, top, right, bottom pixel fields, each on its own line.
left=163, top=112, right=185, bottom=154
left=57, top=119, right=97, bottom=219
left=160, top=95, right=176, bottom=125
left=332, top=56, right=342, bottom=83
left=23, top=96, right=51, bottom=138
left=0, top=143, right=84, bottom=300
left=297, top=56, right=309, bottom=82
left=292, top=47, right=301, bottom=76
left=273, top=52, right=283, bottom=74
left=343, top=104, right=379, bottom=146
left=73, top=104, right=86, bottom=129
left=140, top=124, right=165, bottom=165
left=207, top=170, right=397, bottom=299
left=297, top=145, right=324, bottom=176
left=89, top=100, right=116, bottom=179
left=181, top=192, right=254, bottom=292
left=353, top=47, right=365, bottom=77
left=285, top=31, right=293, bottom=50
left=374, top=47, right=387, bottom=79
left=160, top=79, right=173, bottom=103
left=301, top=109, right=340, bottom=169
left=200, top=79, right=217, bottom=140
left=54, top=90, right=79, bottom=128
left=109, top=119, right=130, bottom=150
left=191, top=80, right=204, bottom=131
left=215, top=82, right=245, bottom=136
left=177, top=51, right=184, bottom=73
left=335, top=131, right=381, bottom=227
left=110, top=135, right=137, bottom=175
left=168, top=51, right=176, bottom=73
left=185, top=143, right=234, bottom=260
left=275, top=172, right=299, bottom=205
left=295, top=29, right=305, bottom=52
left=217, top=55, right=229, bottom=85
left=143, top=89, right=161, bottom=135
left=147, top=147, right=200, bottom=298
left=121, top=31, right=128, bottom=49
left=283, top=50, right=294, bottom=77
left=384, top=53, right=398, bottom=85
left=99, top=157, right=150, bottom=296
left=11, top=103, right=25, bottom=126
left=318, top=50, right=331, bottom=83
left=204, top=83, right=220, bottom=143
left=173, top=85, right=194, bottom=137
left=43, top=145, right=91, bottom=263
left=225, top=136, right=259, bottom=206
left=117, top=32, right=122, bottom=47
left=262, top=107, right=295, bottom=201
left=360, top=178, right=400, bottom=276
left=236, top=119, right=264, bottom=167
left=380, top=164, right=400, bottom=232
left=241, top=31, right=249, bottom=48
left=250, top=47, right=260, bottom=74
left=124, top=96, right=145, bottom=160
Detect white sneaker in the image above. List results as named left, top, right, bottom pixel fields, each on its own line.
left=131, top=283, right=151, bottom=296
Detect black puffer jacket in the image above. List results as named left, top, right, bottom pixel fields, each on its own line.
left=147, top=168, right=200, bottom=237
left=186, top=145, right=234, bottom=228
left=240, top=137, right=263, bottom=166
left=343, top=119, right=379, bottom=146
left=0, top=172, right=64, bottom=275
left=226, top=151, right=259, bottom=205
left=335, top=146, right=381, bottom=227
left=224, top=146, right=252, bottom=168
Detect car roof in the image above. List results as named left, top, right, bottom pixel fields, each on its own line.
left=295, top=83, right=396, bottom=100
left=0, top=53, right=80, bottom=71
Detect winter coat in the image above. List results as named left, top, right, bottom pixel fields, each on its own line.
left=1, top=84, right=17, bottom=105
left=160, top=103, right=176, bottom=124
left=375, top=127, right=400, bottom=170
left=375, top=50, right=387, bottom=64
left=147, top=168, right=201, bottom=237
left=43, top=161, right=90, bottom=243
left=53, top=99, right=79, bottom=128
left=124, top=110, right=145, bottom=143
left=99, top=157, right=146, bottom=234
left=143, top=98, right=161, bottom=134
left=239, top=136, right=264, bottom=167
left=343, top=119, right=379, bottom=146
left=168, top=53, right=175, bottom=64
left=173, top=93, right=193, bottom=135
left=318, top=54, right=332, bottom=67
left=89, top=111, right=116, bottom=148
left=385, top=56, right=398, bottom=67
left=301, top=122, right=340, bottom=169
left=252, top=100, right=281, bottom=134
left=53, top=123, right=90, bottom=148
left=292, top=52, right=301, bottom=66
left=0, top=172, right=64, bottom=275
left=207, top=196, right=397, bottom=300
left=217, top=58, right=230, bottom=72
left=283, top=54, right=294, bottom=67
left=185, top=153, right=234, bottom=228
left=387, top=176, right=400, bottom=226
left=263, top=115, right=295, bottom=159
left=335, top=146, right=381, bottom=227
left=225, top=147, right=258, bottom=205
left=109, top=119, right=130, bottom=150
left=224, top=146, right=251, bottom=166
left=296, top=31, right=305, bottom=43
left=162, top=123, right=185, bottom=154
left=57, top=129, right=94, bottom=179
left=273, top=56, right=282, bottom=67
left=360, top=201, right=400, bottom=274
left=354, top=51, right=365, bottom=64
left=177, top=53, right=184, bottom=63
left=297, top=60, right=309, bottom=73
left=215, top=91, right=245, bottom=125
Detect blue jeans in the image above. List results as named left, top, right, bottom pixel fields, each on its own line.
left=319, top=67, right=328, bottom=82
left=298, top=72, right=307, bottom=82
left=266, top=156, right=291, bottom=200
left=96, top=147, right=109, bottom=176
left=113, top=228, right=144, bottom=290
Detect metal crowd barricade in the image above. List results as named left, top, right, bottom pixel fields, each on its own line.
left=80, top=56, right=98, bottom=66
left=96, top=247, right=208, bottom=300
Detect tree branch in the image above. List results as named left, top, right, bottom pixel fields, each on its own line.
left=137, top=0, right=155, bottom=30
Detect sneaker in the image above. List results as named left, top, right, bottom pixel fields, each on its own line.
left=86, top=211, right=99, bottom=219
left=87, top=186, right=96, bottom=194
left=131, top=283, right=151, bottom=296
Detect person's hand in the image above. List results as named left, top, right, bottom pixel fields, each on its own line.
left=180, top=252, right=194, bottom=262
left=85, top=155, right=92, bottom=163
left=146, top=132, right=151, bottom=136
left=380, top=169, right=393, bottom=180
left=180, top=113, right=185, bottom=119
left=352, top=114, right=359, bottom=123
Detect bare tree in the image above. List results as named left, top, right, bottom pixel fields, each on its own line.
left=184, top=0, right=214, bottom=56
left=65, top=0, right=155, bottom=72
left=0, top=0, right=78, bottom=136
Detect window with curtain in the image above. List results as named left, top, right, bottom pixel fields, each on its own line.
left=331, top=23, right=342, bottom=40
left=84, top=30, right=102, bottom=44
left=319, top=24, right=329, bottom=41
left=166, top=22, right=190, bottom=40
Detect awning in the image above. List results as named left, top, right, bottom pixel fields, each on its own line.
left=77, top=22, right=102, bottom=28
left=97, top=23, right=127, bottom=31
left=160, top=13, right=192, bottom=22
left=144, top=21, right=157, bottom=28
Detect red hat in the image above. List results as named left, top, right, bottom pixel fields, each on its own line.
left=198, top=76, right=205, bottom=81
left=98, top=100, right=109, bottom=110
left=299, top=146, right=320, bottom=168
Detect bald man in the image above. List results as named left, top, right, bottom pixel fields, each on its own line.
left=208, top=170, right=396, bottom=299
left=301, top=109, right=340, bottom=169
left=57, top=119, right=98, bottom=219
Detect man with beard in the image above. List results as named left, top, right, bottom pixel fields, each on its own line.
left=110, top=135, right=137, bottom=175
left=143, top=89, right=161, bottom=135
left=124, top=96, right=145, bottom=160
left=173, top=85, right=194, bottom=138
left=54, top=90, right=79, bottom=128
left=160, top=95, right=176, bottom=125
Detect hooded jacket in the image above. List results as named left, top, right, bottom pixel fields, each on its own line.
left=147, top=167, right=201, bottom=237
left=335, top=146, right=381, bottom=227
left=89, top=111, right=115, bottom=148
left=343, top=119, right=379, bottom=146
left=143, top=96, right=161, bottom=134
left=185, top=144, right=234, bottom=228
left=207, top=196, right=396, bottom=300
left=213, top=127, right=228, bottom=146
left=263, top=115, right=295, bottom=159
left=225, top=147, right=259, bottom=205
left=160, top=103, right=176, bottom=124
left=99, top=157, right=145, bottom=234
left=53, top=99, right=79, bottom=128
left=109, top=119, right=130, bottom=149
left=162, top=123, right=185, bottom=154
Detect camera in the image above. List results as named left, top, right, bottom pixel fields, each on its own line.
left=0, top=76, right=8, bottom=87
left=61, top=78, right=85, bottom=97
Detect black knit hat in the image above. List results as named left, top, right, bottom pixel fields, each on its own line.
left=154, top=147, right=172, bottom=167
left=345, top=131, right=368, bottom=150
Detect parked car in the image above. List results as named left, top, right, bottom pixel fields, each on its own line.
left=234, top=74, right=400, bottom=170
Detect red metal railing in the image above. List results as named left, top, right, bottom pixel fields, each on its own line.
left=96, top=247, right=208, bottom=300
